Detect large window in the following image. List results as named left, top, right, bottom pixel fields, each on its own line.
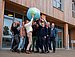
left=72, top=0, right=75, bottom=18
left=2, top=17, right=13, bottom=48
left=53, top=0, right=63, bottom=11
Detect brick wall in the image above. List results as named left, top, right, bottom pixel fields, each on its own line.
left=0, top=0, right=5, bottom=49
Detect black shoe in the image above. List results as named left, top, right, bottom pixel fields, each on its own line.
left=17, top=49, right=20, bottom=53
left=10, top=49, right=13, bottom=51
left=11, top=49, right=17, bottom=52
left=53, top=51, right=55, bottom=53
left=21, top=49, right=24, bottom=53
left=26, top=50, right=31, bottom=54
left=30, top=50, right=33, bottom=52
left=46, top=51, right=50, bottom=53
left=11, top=49, right=15, bottom=52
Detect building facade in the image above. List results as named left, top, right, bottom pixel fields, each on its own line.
left=0, top=0, right=75, bottom=49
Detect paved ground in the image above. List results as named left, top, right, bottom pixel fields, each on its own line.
left=0, top=49, right=75, bottom=57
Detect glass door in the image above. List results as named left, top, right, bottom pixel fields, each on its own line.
left=56, top=28, right=63, bottom=48
left=2, top=15, right=13, bottom=48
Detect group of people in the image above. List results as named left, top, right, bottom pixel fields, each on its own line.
left=10, top=14, right=57, bottom=54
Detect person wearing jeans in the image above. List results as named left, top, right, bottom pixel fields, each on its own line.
left=17, top=21, right=26, bottom=53
left=17, top=37, right=26, bottom=53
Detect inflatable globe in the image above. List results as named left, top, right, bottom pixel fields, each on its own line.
left=27, top=7, right=40, bottom=20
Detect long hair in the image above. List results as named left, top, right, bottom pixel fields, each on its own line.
left=11, top=22, right=16, bottom=31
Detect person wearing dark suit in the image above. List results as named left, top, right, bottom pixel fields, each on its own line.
left=35, top=20, right=42, bottom=53
left=45, top=23, right=50, bottom=53
left=49, top=23, right=57, bottom=53
left=40, top=23, right=47, bottom=53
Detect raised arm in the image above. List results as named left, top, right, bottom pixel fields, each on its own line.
left=24, top=15, right=34, bottom=27
left=44, top=18, right=47, bottom=24
left=24, top=18, right=33, bottom=27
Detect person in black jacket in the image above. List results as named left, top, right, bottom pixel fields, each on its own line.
left=35, top=20, right=42, bottom=53
left=49, top=23, right=57, bottom=53
left=45, top=23, right=50, bottom=53
left=11, top=21, right=20, bottom=52
left=10, top=22, right=16, bottom=51
left=40, top=23, right=47, bottom=53
left=32, top=21, right=38, bottom=52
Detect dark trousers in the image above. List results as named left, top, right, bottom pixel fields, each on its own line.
left=11, top=35, right=14, bottom=49
left=46, top=36, right=50, bottom=51
left=24, top=36, right=29, bottom=51
left=36, top=36, right=41, bottom=52
left=13, top=34, right=20, bottom=51
left=40, top=37, right=49, bottom=52
left=32, top=36, right=37, bottom=51
left=49, top=37, right=56, bottom=52
left=11, top=38, right=15, bottom=49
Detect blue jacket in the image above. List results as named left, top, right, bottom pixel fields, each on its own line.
left=50, top=28, right=57, bottom=38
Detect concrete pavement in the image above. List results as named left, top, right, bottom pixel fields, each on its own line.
left=0, top=49, right=75, bottom=57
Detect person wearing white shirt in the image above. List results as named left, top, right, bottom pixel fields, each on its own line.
left=24, top=15, right=34, bottom=54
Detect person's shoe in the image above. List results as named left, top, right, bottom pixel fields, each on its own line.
left=30, top=50, right=33, bottom=53
left=46, top=51, right=50, bottom=53
left=26, top=50, right=31, bottom=54
left=10, top=49, right=13, bottom=51
left=53, top=51, right=55, bottom=53
left=11, top=49, right=15, bottom=52
left=21, top=49, right=24, bottom=53
left=10, top=49, right=12, bottom=51
left=17, top=49, right=20, bottom=53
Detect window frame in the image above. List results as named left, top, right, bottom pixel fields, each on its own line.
left=72, top=1, right=75, bottom=18
left=53, top=0, right=63, bottom=11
